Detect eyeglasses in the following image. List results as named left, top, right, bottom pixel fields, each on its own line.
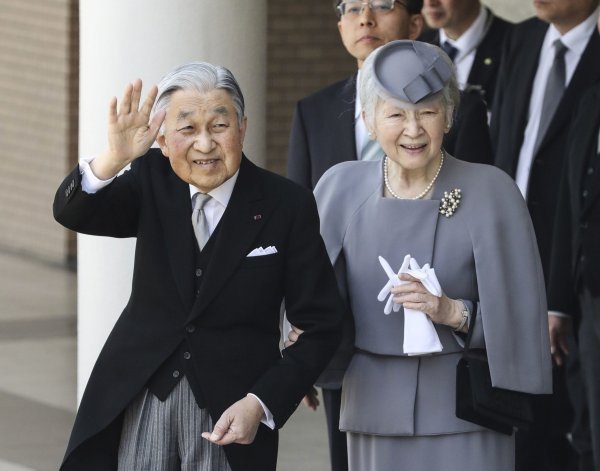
left=337, top=0, right=406, bottom=18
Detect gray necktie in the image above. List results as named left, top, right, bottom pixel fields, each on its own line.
left=360, top=138, right=385, bottom=161
left=535, top=39, right=568, bottom=153
left=191, top=192, right=212, bottom=251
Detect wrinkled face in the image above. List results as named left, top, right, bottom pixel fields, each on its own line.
left=422, top=0, right=477, bottom=30
left=533, top=0, right=597, bottom=29
left=157, top=89, right=246, bottom=193
left=338, top=2, right=423, bottom=67
left=370, top=97, right=448, bottom=171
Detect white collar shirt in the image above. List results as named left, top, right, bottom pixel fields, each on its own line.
left=439, top=5, right=487, bottom=89
left=354, top=70, right=370, bottom=158
left=189, top=169, right=239, bottom=236
left=515, top=7, right=600, bottom=198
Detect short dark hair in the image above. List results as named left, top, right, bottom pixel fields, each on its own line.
left=333, top=0, right=423, bottom=17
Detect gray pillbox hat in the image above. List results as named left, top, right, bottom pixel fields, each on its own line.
left=373, top=40, right=453, bottom=104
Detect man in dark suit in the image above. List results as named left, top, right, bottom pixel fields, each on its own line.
left=549, top=75, right=600, bottom=470
left=491, top=1, right=600, bottom=469
left=54, top=62, right=343, bottom=471
left=420, top=0, right=512, bottom=110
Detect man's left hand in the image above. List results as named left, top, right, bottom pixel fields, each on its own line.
left=549, top=314, right=571, bottom=367
left=201, top=396, right=263, bottom=445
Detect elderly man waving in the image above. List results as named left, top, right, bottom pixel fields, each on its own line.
left=54, top=62, right=342, bottom=471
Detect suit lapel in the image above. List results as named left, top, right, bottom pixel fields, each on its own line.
left=537, top=31, right=600, bottom=155
left=152, top=157, right=196, bottom=313
left=468, top=14, right=502, bottom=96
left=188, top=156, right=274, bottom=320
left=335, top=76, right=359, bottom=162
left=515, top=24, right=547, bottom=136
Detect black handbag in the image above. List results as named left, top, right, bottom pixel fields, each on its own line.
left=455, top=306, right=534, bottom=435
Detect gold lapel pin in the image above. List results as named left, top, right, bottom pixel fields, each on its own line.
left=484, top=57, right=492, bottom=66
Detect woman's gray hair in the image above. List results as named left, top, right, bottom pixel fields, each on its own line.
left=359, top=44, right=460, bottom=130
left=152, top=62, right=245, bottom=127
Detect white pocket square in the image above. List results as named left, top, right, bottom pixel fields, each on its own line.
left=247, top=246, right=278, bottom=257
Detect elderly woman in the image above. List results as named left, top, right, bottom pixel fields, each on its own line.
left=312, top=40, right=552, bottom=471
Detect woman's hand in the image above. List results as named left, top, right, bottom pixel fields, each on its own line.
left=91, top=79, right=166, bottom=180
left=392, top=273, right=465, bottom=330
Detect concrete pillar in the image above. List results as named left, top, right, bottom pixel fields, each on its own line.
left=78, top=0, right=266, bottom=402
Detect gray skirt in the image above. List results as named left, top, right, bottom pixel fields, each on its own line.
left=347, top=430, right=514, bottom=471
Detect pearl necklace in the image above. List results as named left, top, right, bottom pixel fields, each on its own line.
left=383, top=150, right=444, bottom=200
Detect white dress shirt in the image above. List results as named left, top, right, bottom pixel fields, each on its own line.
left=439, top=4, right=488, bottom=90
left=354, top=70, right=370, bottom=158
left=515, top=7, right=600, bottom=198
left=80, top=157, right=276, bottom=429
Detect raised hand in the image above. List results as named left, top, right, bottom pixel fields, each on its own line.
left=91, top=79, right=166, bottom=180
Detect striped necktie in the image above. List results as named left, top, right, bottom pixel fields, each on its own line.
left=191, top=192, right=212, bottom=251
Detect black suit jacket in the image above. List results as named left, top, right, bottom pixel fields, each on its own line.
left=287, top=74, right=492, bottom=190
left=423, top=9, right=513, bottom=110
left=491, top=18, right=600, bottom=277
left=54, top=151, right=343, bottom=471
left=549, top=82, right=600, bottom=313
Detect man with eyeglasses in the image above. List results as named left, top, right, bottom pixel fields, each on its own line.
left=420, top=0, right=512, bottom=112
left=286, top=2, right=491, bottom=470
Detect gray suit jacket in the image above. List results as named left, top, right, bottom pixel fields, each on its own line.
left=314, top=156, right=552, bottom=435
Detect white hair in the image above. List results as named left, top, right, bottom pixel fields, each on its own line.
left=152, top=62, right=245, bottom=127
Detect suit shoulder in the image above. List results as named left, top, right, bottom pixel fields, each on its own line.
left=451, top=157, right=521, bottom=199
left=296, top=77, right=354, bottom=109
left=510, top=17, right=546, bottom=41
left=255, top=164, right=315, bottom=202
left=489, top=13, right=513, bottom=32
left=318, top=160, right=375, bottom=188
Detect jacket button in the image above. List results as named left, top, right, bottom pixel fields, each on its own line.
left=580, top=255, right=586, bottom=263
left=195, top=268, right=203, bottom=277
left=582, top=190, right=589, bottom=198
left=580, top=222, right=588, bottom=230
left=186, top=324, right=196, bottom=333
left=172, top=370, right=180, bottom=378
left=183, top=351, right=191, bottom=360
left=588, top=167, right=595, bottom=175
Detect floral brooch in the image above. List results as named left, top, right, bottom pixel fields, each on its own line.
left=439, top=188, right=462, bottom=217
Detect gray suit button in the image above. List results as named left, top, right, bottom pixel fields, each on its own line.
left=195, top=268, right=203, bottom=277
left=582, top=190, right=589, bottom=198
left=183, top=352, right=191, bottom=360
left=588, top=167, right=595, bottom=175
left=186, top=324, right=196, bottom=333
left=172, top=370, right=180, bottom=378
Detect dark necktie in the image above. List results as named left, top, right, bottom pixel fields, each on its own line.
left=535, top=39, right=568, bottom=153
left=441, top=41, right=459, bottom=62
left=191, top=192, right=212, bottom=251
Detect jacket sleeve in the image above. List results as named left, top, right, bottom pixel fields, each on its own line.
left=53, top=161, right=141, bottom=238
left=248, top=189, right=343, bottom=427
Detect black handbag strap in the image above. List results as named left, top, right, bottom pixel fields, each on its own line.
left=463, top=301, right=478, bottom=353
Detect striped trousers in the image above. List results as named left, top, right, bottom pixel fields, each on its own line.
left=118, top=377, right=231, bottom=471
